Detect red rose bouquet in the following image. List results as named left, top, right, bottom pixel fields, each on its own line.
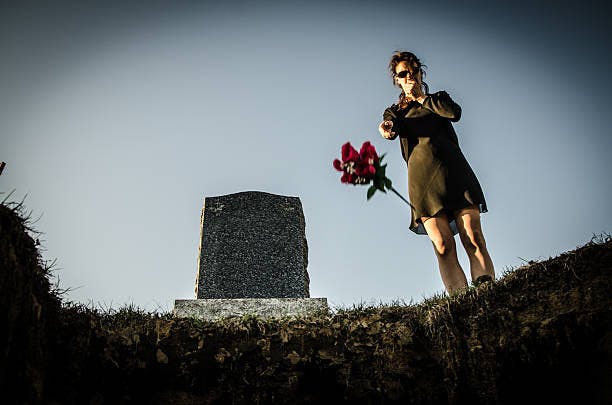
left=333, top=141, right=411, bottom=206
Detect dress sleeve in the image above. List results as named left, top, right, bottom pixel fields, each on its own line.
left=382, top=106, right=400, bottom=140
left=421, top=91, right=462, bottom=122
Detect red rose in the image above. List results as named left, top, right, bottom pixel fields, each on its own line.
left=354, top=162, right=374, bottom=179
left=360, top=142, right=379, bottom=165
left=334, top=140, right=410, bottom=206
left=341, top=142, right=360, bottom=162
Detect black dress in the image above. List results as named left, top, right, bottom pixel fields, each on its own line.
left=383, top=91, right=487, bottom=235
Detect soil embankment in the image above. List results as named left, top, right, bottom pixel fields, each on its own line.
left=1, top=202, right=610, bottom=404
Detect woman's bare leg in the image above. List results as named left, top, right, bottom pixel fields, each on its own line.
left=422, top=211, right=468, bottom=293
left=454, top=205, right=495, bottom=282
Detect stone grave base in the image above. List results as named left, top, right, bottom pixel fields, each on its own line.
left=173, top=298, right=328, bottom=321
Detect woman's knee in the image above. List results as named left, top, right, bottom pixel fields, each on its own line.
left=431, top=234, right=457, bottom=257
left=460, top=228, right=487, bottom=252
left=423, top=211, right=457, bottom=257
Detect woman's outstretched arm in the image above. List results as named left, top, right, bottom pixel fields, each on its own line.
left=381, top=107, right=399, bottom=140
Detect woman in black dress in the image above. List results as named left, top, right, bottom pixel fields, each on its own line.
left=379, top=51, right=494, bottom=294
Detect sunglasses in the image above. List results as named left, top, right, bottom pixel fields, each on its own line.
left=395, top=70, right=416, bottom=79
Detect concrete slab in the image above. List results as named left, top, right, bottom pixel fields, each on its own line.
left=173, top=297, right=328, bottom=321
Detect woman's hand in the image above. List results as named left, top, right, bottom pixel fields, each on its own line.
left=407, top=83, right=425, bottom=101
left=379, top=120, right=395, bottom=139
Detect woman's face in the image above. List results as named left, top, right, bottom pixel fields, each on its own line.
left=394, top=61, right=422, bottom=92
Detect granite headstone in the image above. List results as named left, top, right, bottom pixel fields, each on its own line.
left=195, top=191, right=310, bottom=299
left=174, top=191, right=327, bottom=321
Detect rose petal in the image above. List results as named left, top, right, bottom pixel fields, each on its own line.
left=360, top=141, right=379, bottom=164
left=341, top=172, right=350, bottom=183
left=342, top=142, right=359, bottom=162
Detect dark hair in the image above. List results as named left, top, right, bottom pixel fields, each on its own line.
left=388, top=51, right=429, bottom=109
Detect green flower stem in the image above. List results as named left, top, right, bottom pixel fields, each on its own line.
left=389, top=185, right=415, bottom=210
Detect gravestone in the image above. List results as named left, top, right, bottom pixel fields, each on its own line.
left=173, top=191, right=328, bottom=321
left=195, top=191, right=310, bottom=299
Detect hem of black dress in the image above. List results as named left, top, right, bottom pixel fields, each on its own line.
left=410, top=203, right=488, bottom=236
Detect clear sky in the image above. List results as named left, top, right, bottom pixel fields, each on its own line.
left=1, top=1, right=610, bottom=312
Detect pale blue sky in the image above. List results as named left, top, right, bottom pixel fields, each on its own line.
left=1, top=1, right=610, bottom=311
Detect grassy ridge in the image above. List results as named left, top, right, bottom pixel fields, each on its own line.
left=1, top=199, right=610, bottom=404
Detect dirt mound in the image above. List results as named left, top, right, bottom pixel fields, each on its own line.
left=0, top=202, right=60, bottom=403
left=1, top=200, right=610, bottom=404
